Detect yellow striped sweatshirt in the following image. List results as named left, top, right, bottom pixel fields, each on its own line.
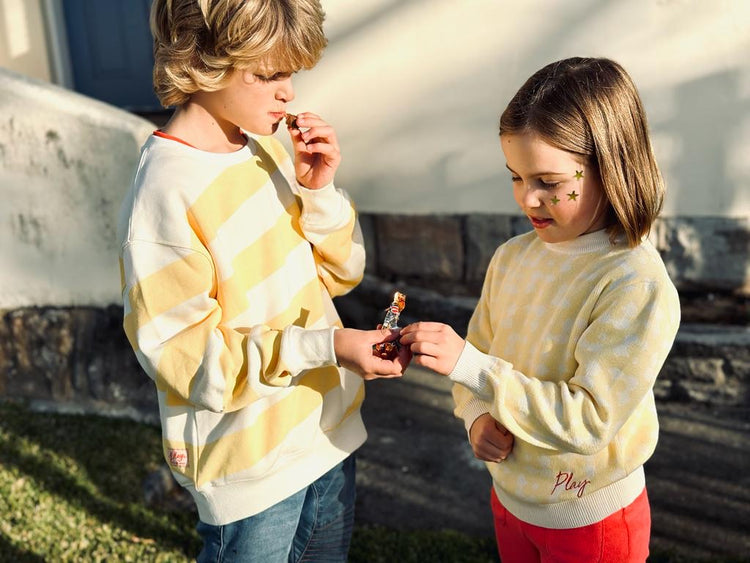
left=450, top=229, right=680, bottom=529
left=117, top=133, right=366, bottom=525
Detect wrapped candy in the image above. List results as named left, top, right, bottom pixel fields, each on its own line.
left=373, top=291, right=406, bottom=359
left=285, top=113, right=299, bottom=129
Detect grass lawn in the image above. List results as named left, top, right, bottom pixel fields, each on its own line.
left=0, top=402, right=743, bottom=562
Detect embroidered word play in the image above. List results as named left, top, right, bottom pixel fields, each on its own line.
left=551, top=470, right=590, bottom=498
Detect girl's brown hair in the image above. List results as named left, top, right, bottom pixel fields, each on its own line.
left=499, top=57, right=664, bottom=247
left=150, top=0, right=327, bottom=107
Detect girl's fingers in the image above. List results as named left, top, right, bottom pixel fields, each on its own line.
left=411, top=354, right=439, bottom=371
left=407, top=341, right=441, bottom=357
left=401, top=321, right=448, bottom=334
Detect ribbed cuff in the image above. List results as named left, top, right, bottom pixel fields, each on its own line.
left=458, top=397, right=494, bottom=435
left=297, top=183, right=346, bottom=230
left=282, top=326, right=338, bottom=373
left=448, top=341, right=499, bottom=401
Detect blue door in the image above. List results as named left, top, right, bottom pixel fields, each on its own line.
left=63, top=0, right=161, bottom=111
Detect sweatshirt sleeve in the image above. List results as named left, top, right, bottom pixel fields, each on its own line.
left=449, top=279, right=680, bottom=454
left=121, top=240, right=338, bottom=414
left=452, top=253, right=497, bottom=432
left=296, top=183, right=365, bottom=298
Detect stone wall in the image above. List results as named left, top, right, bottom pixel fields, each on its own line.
left=0, top=306, right=157, bottom=423
left=1, top=279, right=746, bottom=426
left=1, top=212, right=748, bottom=422
left=360, top=213, right=750, bottom=300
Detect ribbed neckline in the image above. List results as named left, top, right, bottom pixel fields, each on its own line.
left=542, top=229, right=619, bottom=255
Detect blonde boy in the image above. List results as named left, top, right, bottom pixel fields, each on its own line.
left=118, top=1, right=407, bottom=560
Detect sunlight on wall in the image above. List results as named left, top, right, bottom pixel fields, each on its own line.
left=2, top=0, right=30, bottom=58
left=286, top=0, right=750, bottom=217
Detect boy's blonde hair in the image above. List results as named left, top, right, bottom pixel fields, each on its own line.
left=150, top=0, right=327, bottom=107
left=499, top=57, right=664, bottom=247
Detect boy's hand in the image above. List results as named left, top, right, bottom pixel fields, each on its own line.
left=334, top=328, right=411, bottom=380
left=398, top=322, right=465, bottom=376
left=288, top=112, right=340, bottom=190
left=469, top=413, right=514, bottom=463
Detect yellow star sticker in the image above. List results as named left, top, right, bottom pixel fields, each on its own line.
left=574, top=170, right=584, bottom=180
left=550, top=195, right=560, bottom=205
left=567, top=191, right=579, bottom=201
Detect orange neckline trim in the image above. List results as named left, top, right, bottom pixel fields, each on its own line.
left=153, top=129, right=196, bottom=148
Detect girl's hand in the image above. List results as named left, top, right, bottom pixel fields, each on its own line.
left=288, top=112, right=340, bottom=190
left=469, top=413, right=514, bottom=463
left=334, top=328, right=412, bottom=380
left=398, top=322, right=465, bottom=376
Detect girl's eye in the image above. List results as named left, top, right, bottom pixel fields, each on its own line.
left=539, top=180, right=560, bottom=189
left=510, top=176, right=521, bottom=183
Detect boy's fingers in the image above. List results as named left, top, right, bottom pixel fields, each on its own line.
left=301, top=125, right=334, bottom=141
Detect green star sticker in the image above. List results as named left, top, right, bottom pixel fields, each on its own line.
left=567, top=191, right=579, bottom=201
left=574, top=170, right=584, bottom=180
left=550, top=195, right=560, bottom=205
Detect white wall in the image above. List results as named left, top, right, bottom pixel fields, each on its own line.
left=0, top=69, right=153, bottom=308
left=1, top=1, right=747, bottom=309
left=0, top=0, right=51, bottom=82
left=287, top=0, right=750, bottom=217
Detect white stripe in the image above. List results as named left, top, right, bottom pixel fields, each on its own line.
left=135, top=292, right=214, bottom=357
left=211, top=180, right=295, bottom=278
left=227, top=241, right=320, bottom=327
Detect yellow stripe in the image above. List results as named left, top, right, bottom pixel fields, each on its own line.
left=324, top=382, right=365, bottom=433
left=124, top=252, right=212, bottom=325
left=219, top=204, right=306, bottom=321
left=194, top=366, right=341, bottom=486
left=187, top=160, right=275, bottom=243
left=312, top=208, right=356, bottom=266
left=315, top=255, right=363, bottom=296
left=155, top=307, right=224, bottom=397
left=165, top=389, right=192, bottom=407
left=263, top=277, right=327, bottom=330
left=255, top=136, right=291, bottom=166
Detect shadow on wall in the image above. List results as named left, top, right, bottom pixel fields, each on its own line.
left=666, top=68, right=749, bottom=216
left=651, top=68, right=750, bottom=297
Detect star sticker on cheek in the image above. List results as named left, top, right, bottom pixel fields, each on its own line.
left=550, top=195, right=560, bottom=205
left=567, top=191, right=579, bottom=201
left=574, top=170, right=584, bottom=180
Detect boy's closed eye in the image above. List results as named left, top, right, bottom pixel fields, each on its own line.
left=254, top=71, right=294, bottom=83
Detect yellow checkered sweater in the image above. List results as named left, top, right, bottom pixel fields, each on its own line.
left=118, top=134, right=366, bottom=525
left=450, top=230, right=680, bottom=529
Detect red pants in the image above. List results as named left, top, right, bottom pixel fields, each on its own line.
left=490, top=487, right=650, bottom=563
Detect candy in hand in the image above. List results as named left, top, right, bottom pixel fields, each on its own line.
left=285, top=113, right=299, bottom=129
left=373, top=291, right=406, bottom=359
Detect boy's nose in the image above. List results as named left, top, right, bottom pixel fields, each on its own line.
left=277, top=78, right=294, bottom=102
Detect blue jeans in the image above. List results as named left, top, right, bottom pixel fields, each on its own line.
left=196, top=455, right=356, bottom=562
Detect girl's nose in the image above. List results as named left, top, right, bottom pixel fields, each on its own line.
left=523, top=186, right=543, bottom=208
